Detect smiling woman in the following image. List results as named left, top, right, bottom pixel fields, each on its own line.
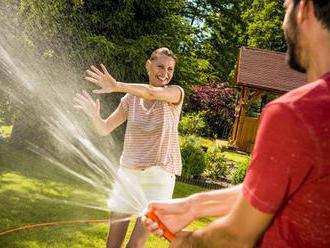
left=73, top=47, right=185, bottom=248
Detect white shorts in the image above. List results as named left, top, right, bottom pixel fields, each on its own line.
left=108, top=166, right=176, bottom=215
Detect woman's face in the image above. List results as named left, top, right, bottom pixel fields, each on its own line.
left=146, top=55, right=176, bottom=87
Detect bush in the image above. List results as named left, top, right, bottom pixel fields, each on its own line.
left=180, top=135, right=207, bottom=178
left=178, top=112, right=208, bottom=136
left=232, top=158, right=250, bottom=184
left=204, top=144, right=231, bottom=180
left=190, top=82, right=237, bottom=139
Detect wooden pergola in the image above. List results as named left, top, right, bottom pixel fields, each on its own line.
left=229, top=47, right=307, bottom=152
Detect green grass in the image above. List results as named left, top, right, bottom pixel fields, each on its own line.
left=223, top=151, right=250, bottom=164
left=197, top=137, right=250, bottom=165
left=0, top=145, right=212, bottom=247
left=191, top=136, right=228, bottom=149
left=0, top=125, right=13, bottom=138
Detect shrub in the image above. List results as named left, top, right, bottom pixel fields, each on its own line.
left=232, top=158, right=250, bottom=184
left=180, top=135, right=207, bottom=178
left=178, top=112, right=208, bottom=136
left=190, top=82, right=237, bottom=139
left=204, top=144, right=231, bottom=180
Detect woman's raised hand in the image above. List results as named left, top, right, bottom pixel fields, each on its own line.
left=85, top=64, right=118, bottom=94
left=73, top=90, right=100, bottom=119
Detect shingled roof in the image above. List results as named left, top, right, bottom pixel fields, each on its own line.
left=235, top=47, right=307, bottom=94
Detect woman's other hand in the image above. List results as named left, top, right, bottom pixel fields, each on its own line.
left=73, top=90, right=100, bottom=119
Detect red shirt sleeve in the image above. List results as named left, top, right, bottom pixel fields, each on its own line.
left=243, top=102, right=316, bottom=213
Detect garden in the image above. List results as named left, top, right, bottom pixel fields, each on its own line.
left=0, top=0, right=285, bottom=246
left=0, top=106, right=250, bottom=247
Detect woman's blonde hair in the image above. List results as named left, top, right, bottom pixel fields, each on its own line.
left=150, top=47, right=177, bottom=63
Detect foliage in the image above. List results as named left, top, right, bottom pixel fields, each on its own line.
left=246, top=93, right=279, bottom=117
left=2, top=0, right=212, bottom=146
left=232, top=158, right=250, bottom=184
left=178, top=111, right=209, bottom=136
left=0, top=0, right=287, bottom=149
left=1, top=0, right=287, bottom=86
left=191, top=82, right=237, bottom=138
left=186, top=0, right=285, bottom=83
left=13, top=0, right=214, bottom=87
left=204, top=144, right=231, bottom=179
left=243, top=0, right=286, bottom=51
left=180, top=135, right=207, bottom=178
left=198, top=0, right=251, bottom=82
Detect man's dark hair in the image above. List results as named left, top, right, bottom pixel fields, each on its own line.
left=293, top=0, right=330, bottom=30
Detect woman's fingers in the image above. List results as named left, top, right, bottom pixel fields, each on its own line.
left=85, top=76, right=100, bottom=85
left=82, top=90, right=94, bottom=102
left=73, top=97, right=86, bottom=106
left=86, top=69, right=101, bottom=80
left=74, top=93, right=89, bottom=104
left=90, top=65, right=103, bottom=76
left=73, top=105, right=83, bottom=110
left=74, top=92, right=96, bottom=109
left=100, top=64, right=109, bottom=75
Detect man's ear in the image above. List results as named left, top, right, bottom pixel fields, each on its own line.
left=297, top=0, right=314, bottom=25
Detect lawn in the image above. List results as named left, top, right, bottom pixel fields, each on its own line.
left=0, top=145, right=212, bottom=248
left=223, top=151, right=250, bottom=164
left=197, top=136, right=250, bottom=165
left=0, top=125, right=13, bottom=139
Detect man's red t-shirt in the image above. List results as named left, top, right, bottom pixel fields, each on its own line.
left=243, top=72, right=330, bottom=247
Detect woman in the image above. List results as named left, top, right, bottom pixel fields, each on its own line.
left=74, top=47, right=184, bottom=248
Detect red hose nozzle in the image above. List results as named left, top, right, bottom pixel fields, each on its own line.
left=146, top=210, right=175, bottom=242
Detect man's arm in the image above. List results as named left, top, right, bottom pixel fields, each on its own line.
left=190, top=184, right=242, bottom=218
left=144, top=185, right=242, bottom=235
left=189, top=192, right=273, bottom=248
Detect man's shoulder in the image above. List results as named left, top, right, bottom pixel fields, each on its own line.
left=270, top=77, right=328, bottom=109
left=260, top=76, right=330, bottom=133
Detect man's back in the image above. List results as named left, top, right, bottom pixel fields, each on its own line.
left=243, top=72, right=330, bottom=247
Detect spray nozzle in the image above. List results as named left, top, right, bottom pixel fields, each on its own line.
left=146, top=210, right=175, bottom=242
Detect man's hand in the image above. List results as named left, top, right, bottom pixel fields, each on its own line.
left=169, top=231, right=194, bottom=248
left=85, top=64, right=118, bottom=94
left=73, top=90, right=100, bottom=118
left=142, top=197, right=196, bottom=237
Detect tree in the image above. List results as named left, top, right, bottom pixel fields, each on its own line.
left=1, top=0, right=212, bottom=149
left=198, top=0, right=250, bottom=82
left=243, top=0, right=286, bottom=51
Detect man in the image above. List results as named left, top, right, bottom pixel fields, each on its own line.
left=143, top=0, right=330, bottom=247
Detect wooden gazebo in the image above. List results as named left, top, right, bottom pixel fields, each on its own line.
left=229, top=47, right=307, bottom=152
